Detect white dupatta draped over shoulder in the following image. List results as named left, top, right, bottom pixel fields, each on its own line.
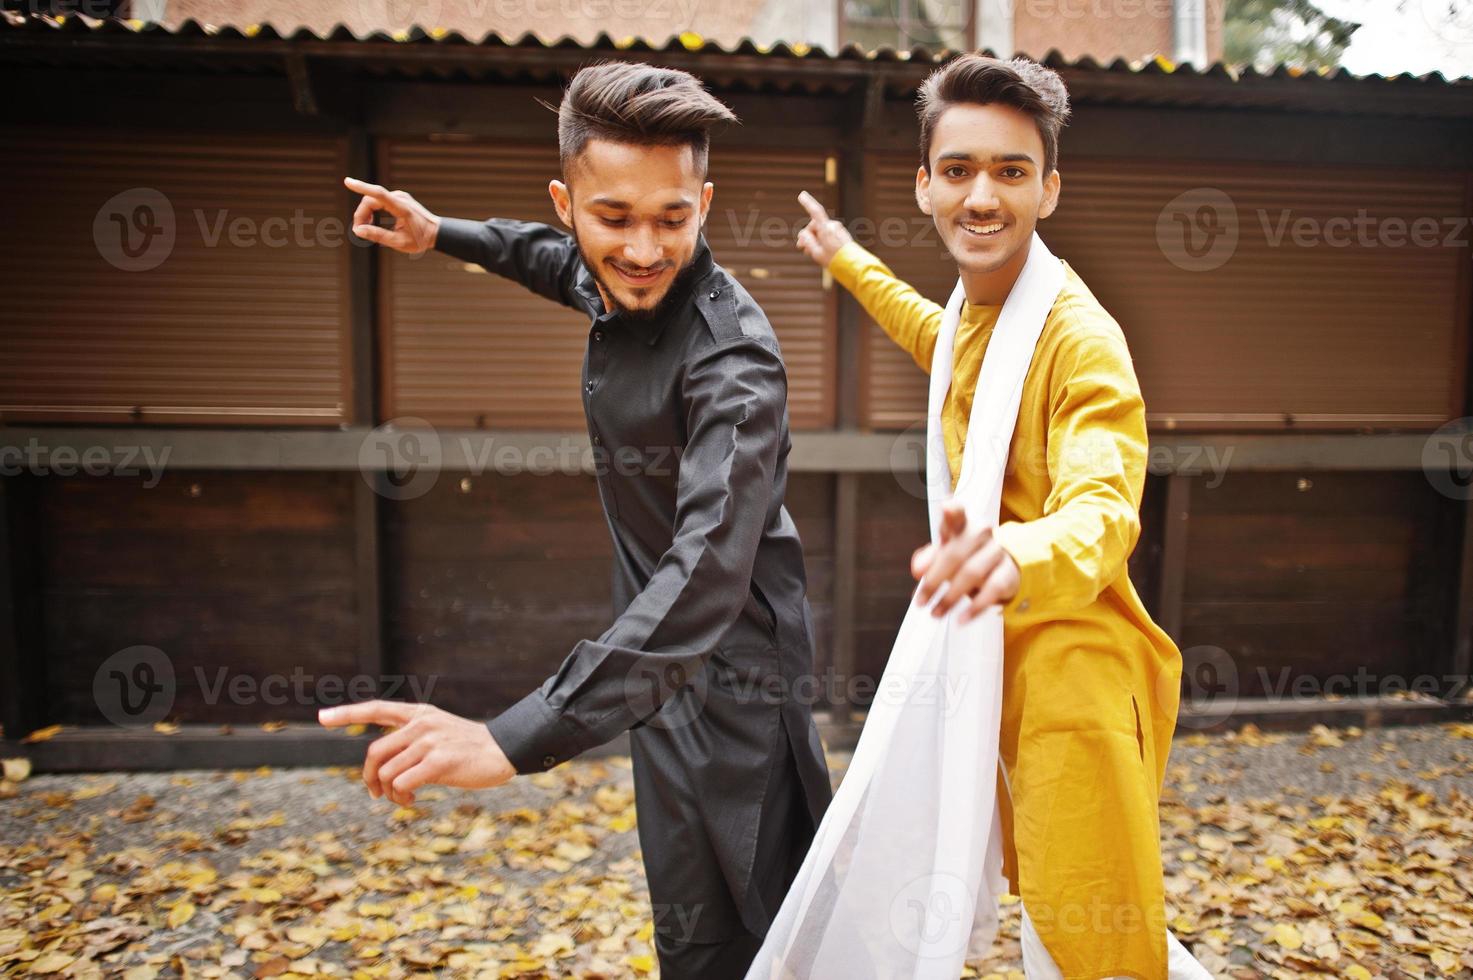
left=745, top=234, right=1066, bottom=980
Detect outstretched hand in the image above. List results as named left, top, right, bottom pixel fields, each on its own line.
left=910, top=500, right=1021, bottom=623
left=318, top=699, right=516, bottom=806
left=794, top=190, right=853, bottom=268
left=344, top=176, right=441, bottom=255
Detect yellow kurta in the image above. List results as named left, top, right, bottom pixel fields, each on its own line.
left=831, top=240, right=1184, bottom=979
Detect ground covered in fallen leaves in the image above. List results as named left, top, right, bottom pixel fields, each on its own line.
left=2, top=721, right=1471, bottom=978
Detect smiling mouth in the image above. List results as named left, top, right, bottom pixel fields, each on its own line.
left=959, top=219, right=1006, bottom=238
left=610, top=264, right=668, bottom=286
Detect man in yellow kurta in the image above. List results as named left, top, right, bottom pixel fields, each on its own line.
left=796, top=55, right=1205, bottom=979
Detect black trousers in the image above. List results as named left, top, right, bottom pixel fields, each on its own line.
left=652, top=740, right=816, bottom=980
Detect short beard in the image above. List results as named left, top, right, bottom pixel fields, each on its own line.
left=571, top=220, right=702, bottom=323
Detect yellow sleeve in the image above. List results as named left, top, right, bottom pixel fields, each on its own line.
left=828, top=241, right=943, bottom=372
left=991, top=324, right=1148, bottom=617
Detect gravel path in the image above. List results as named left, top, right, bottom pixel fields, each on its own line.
left=2, top=722, right=1471, bottom=978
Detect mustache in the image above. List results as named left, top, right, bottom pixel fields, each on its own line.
left=607, top=259, right=675, bottom=275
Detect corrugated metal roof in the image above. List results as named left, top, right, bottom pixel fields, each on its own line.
left=3, top=10, right=1470, bottom=115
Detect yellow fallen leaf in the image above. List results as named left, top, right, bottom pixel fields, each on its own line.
left=2, top=757, right=31, bottom=781
left=35, top=902, right=72, bottom=922
left=22, top=724, right=63, bottom=743
left=153, top=721, right=179, bottom=734
left=1269, top=922, right=1302, bottom=950
left=627, top=953, right=655, bottom=974
left=1343, top=967, right=1372, bottom=980
left=168, top=901, right=196, bottom=928
left=30, top=952, right=76, bottom=973
left=123, top=966, right=161, bottom=980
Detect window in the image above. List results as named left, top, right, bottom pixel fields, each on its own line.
left=842, top=0, right=973, bottom=51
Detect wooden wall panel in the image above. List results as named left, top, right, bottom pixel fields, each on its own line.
left=37, top=471, right=360, bottom=725
left=1180, top=470, right=1458, bottom=697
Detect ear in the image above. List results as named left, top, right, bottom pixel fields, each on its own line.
left=1038, top=169, right=1061, bottom=221
left=548, top=179, right=573, bottom=229
left=699, top=181, right=714, bottom=225
left=914, top=165, right=933, bottom=216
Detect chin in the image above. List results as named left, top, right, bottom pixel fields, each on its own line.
left=953, top=234, right=1025, bottom=271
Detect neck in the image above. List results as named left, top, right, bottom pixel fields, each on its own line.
left=959, top=235, right=1032, bottom=306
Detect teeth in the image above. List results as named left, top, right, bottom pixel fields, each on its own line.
left=962, top=221, right=1004, bottom=236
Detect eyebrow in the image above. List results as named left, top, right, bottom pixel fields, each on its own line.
left=936, top=152, right=1037, bottom=166
left=588, top=197, right=695, bottom=210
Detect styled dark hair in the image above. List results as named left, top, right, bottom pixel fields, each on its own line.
left=556, top=61, right=738, bottom=178
left=917, top=55, right=1071, bottom=177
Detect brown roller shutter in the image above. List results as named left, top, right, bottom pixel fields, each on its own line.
left=1044, top=159, right=1468, bottom=431
left=704, top=151, right=836, bottom=429
left=861, top=154, right=1469, bottom=432
left=380, top=140, right=587, bottom=429
left=381, top=140, right=836, bottom=430
left=861, top=153, right=956, bottom=429
left=2, top=129, right=351, bottom=426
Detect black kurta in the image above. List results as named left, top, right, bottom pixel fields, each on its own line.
left=435, top=217, right=834, bottom=946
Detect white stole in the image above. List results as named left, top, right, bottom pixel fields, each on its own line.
left=745, top=233, right=1065, bottom=980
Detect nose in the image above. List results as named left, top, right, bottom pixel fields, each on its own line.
left=963, top=175, right=1001, bottom=214
left=623, top=224, right=662, bottom=269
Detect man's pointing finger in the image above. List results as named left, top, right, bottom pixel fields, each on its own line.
left=318, top=699, right=416, bottom=728
left=797, top=190, right=831, bottom=224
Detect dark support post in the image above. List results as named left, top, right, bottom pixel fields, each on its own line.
left=347, top=125, right=386, bottom=695
left=826, top=79, right=880, bottom=725
left=0, top=477, right=44, bottom=741
left=1158, top=472, right=1192, bottom=643
left=1453, top=506, right=1473, bottom=682
left=1451, top=176, right=1473, bottom=685
left=831, top=476, right=859, bottom=724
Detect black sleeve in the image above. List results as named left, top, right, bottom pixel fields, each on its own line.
left=433, top=217, right=583, bottom=310
left=485, top=339, right=788, bottom=773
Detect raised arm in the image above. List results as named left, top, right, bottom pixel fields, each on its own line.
left=345, top=176, right=581, bottom=309
left=794, top=190, right=944, bottom=371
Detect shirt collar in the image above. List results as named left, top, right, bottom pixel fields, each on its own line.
left=574, top=235, right=716, bottom=347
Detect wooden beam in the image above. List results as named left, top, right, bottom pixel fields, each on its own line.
left=1157, top=473, right=1192, bottom=642
left=1, top=723, right=632, bottom=773
left=0, top=428, right=1453, bottom=474
left=285, top=52, right=318, bottom=116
